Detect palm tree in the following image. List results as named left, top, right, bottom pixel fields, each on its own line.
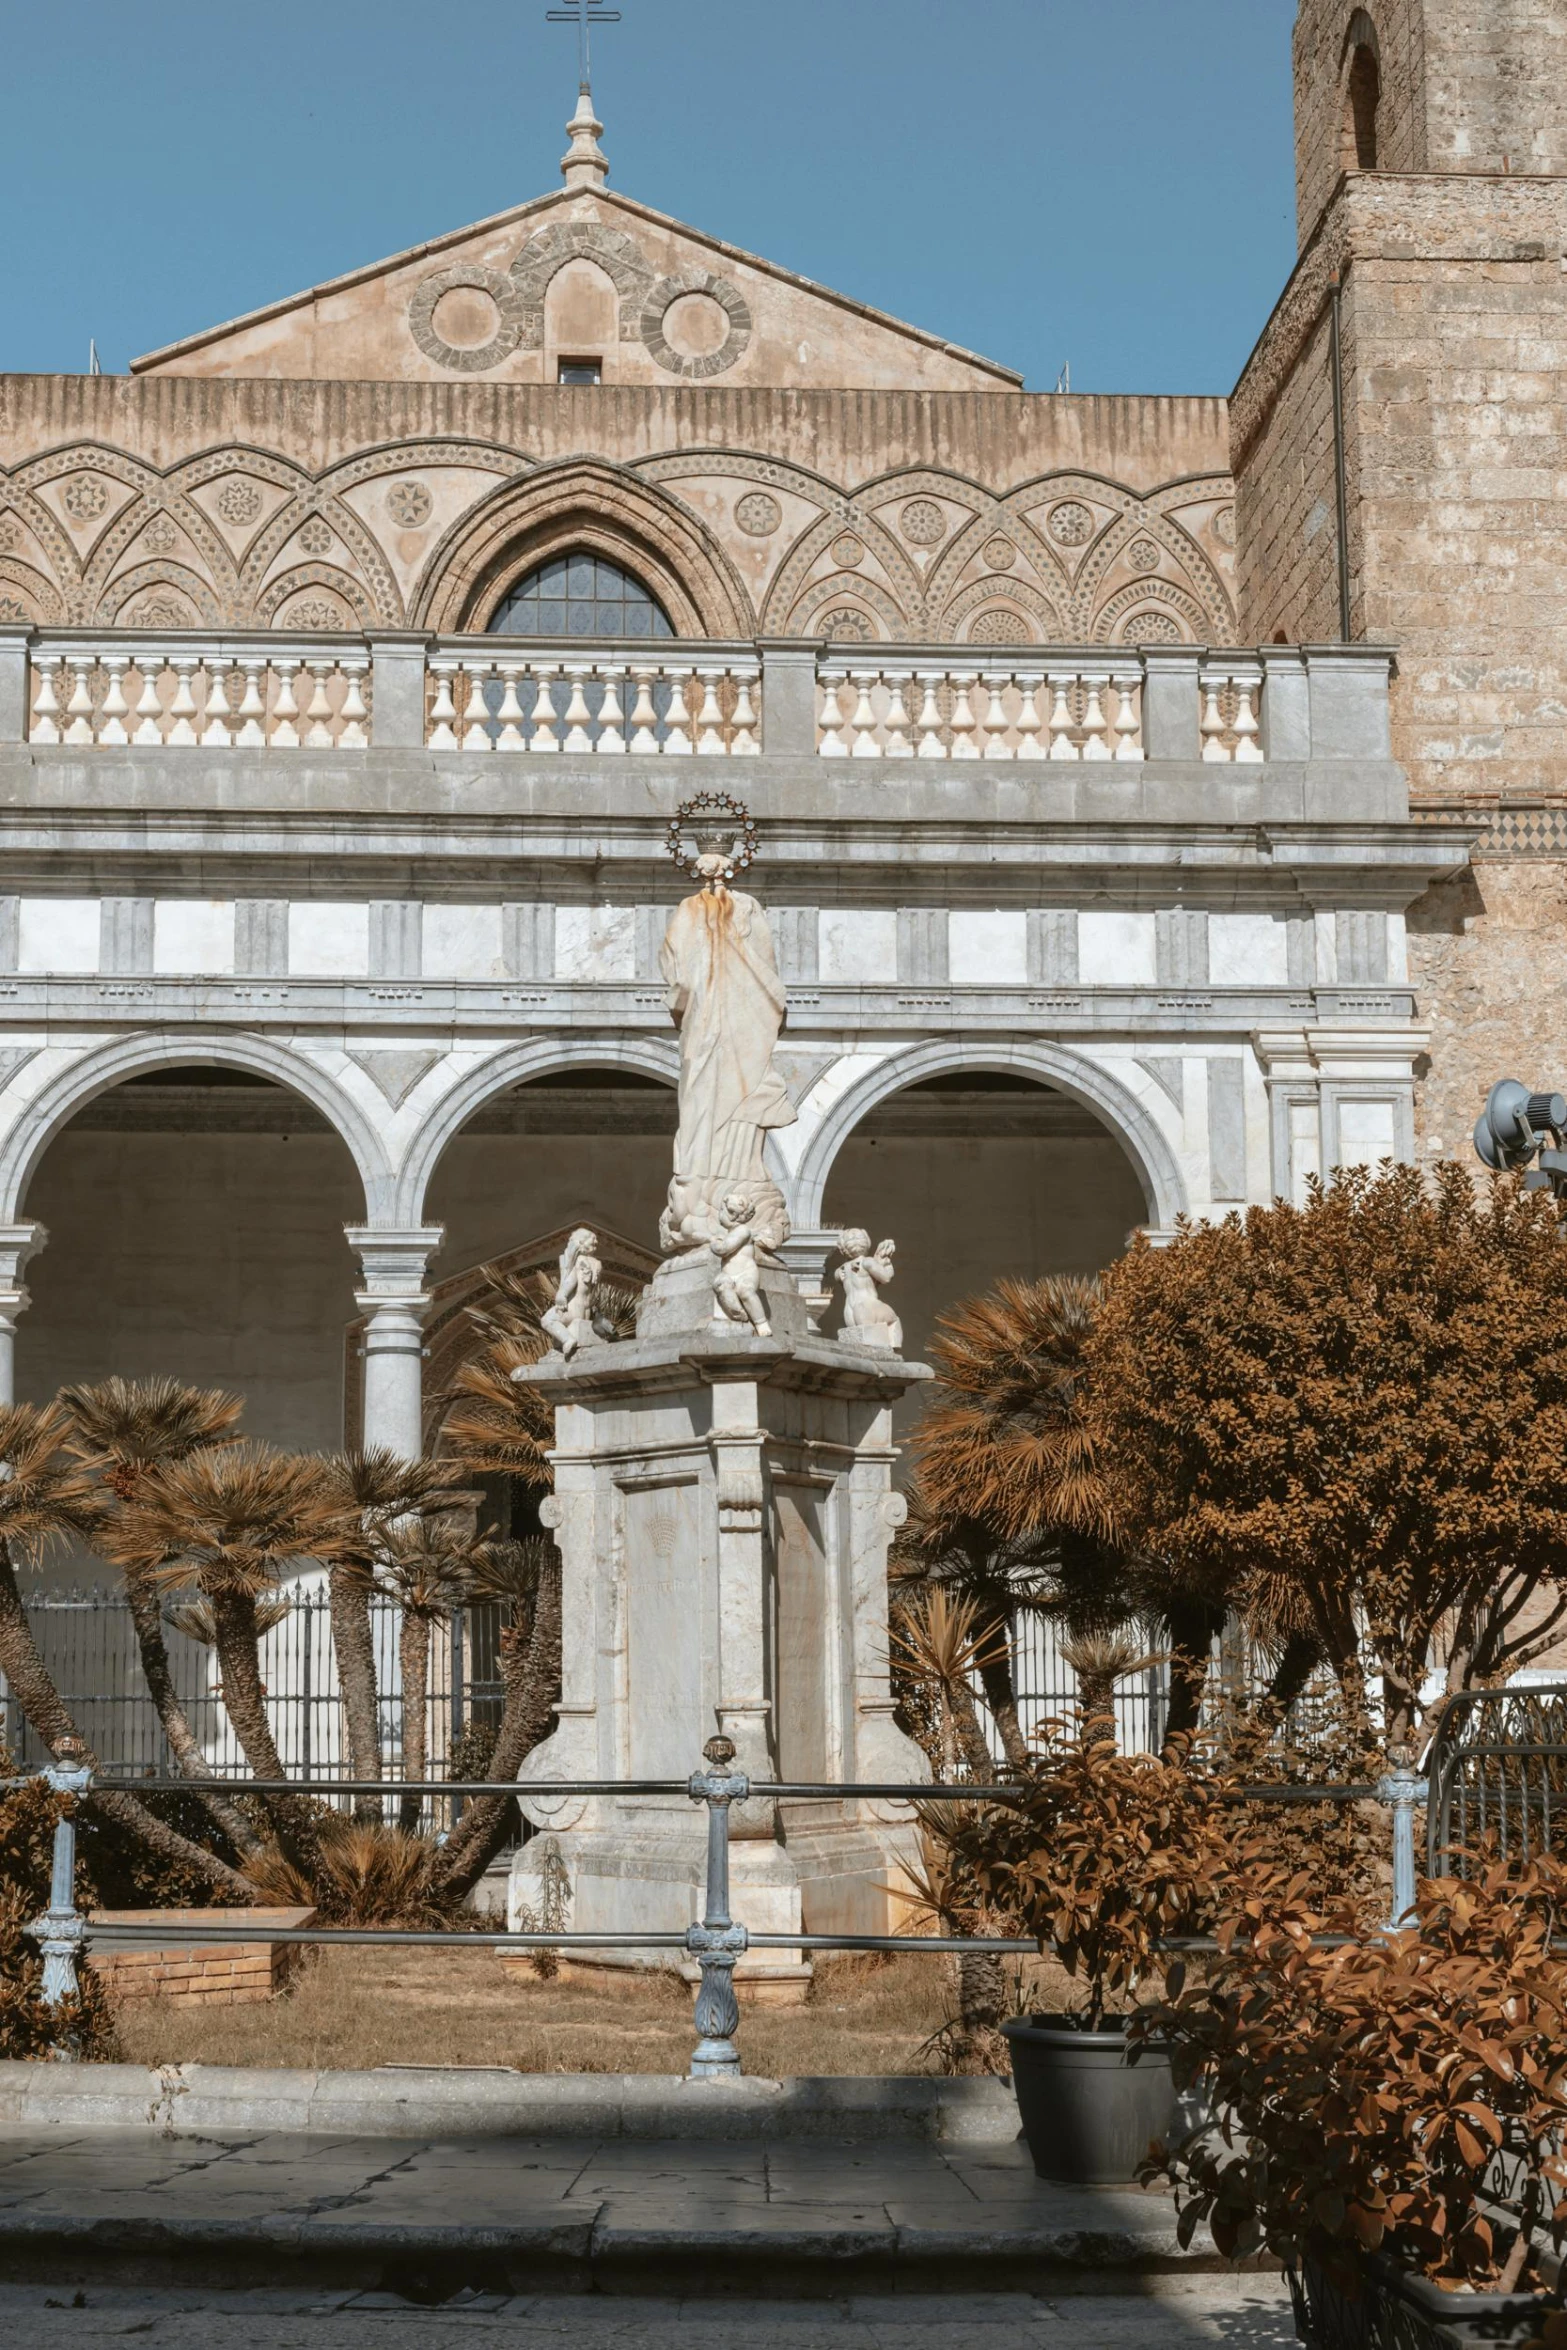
left=906, top=1275, right=1128, bottom=1769
left=438, top=1258, right=639, bottom=1482
left=106, top=1442, right=343, bottom=1863
left=60, top=1377, right=258, bottom=1854
left=0, top=1401, right=255, bottom=1900
left=889, top=1586, right=1007, bottom=1781
left=372, top=1516, right=504, bottom=1833
left=315, top=1448, right=473, bottom=1815
left=429, top=1535, right=562, bottom=1902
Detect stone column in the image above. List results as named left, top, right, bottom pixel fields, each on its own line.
left=344, top=1224, right=444, bottom=1458
left=0, top=1221, right=47, bottom=1407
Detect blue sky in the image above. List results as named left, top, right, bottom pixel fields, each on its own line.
left=0, top=0, right=1297, bottom=393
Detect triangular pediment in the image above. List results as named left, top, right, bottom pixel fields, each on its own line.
left=131, top=180, right=1020, bottom=393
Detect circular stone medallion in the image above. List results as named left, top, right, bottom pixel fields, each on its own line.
left=900, top=497, right=946, bottom=546
left=735, top=490, right=781, bottom=537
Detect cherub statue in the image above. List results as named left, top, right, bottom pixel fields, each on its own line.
left=709, top=1190, right=773, bottom=1337
left=540, top=1226, right=602, bottom=1359
left=835, top=1228, right=901, bottom=1351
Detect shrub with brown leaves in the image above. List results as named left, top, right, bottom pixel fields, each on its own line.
left=1144, top=1854, right=1567, bottom=2289
left=0, top=1746, right=116, bottom=2060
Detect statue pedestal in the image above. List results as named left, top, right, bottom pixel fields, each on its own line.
left=509, top=1255, right=932, bottom=1994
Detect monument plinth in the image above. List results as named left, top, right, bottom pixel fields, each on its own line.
left=509, top=797, right=930, bottom=1992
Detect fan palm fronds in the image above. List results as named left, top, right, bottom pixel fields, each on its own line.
left=0, top=1403, right=103, bottom=1557
left=912, top=1276, right=1117, bottom=1547
left=59, top=1376, right=243, bottom=1501
left=165, top=1590, right=293, bottom=1646
left=107, top=1442, right=338, bottom=1596
left=440, top=1341, right=555, bottom=1483
left=1060, top=1628, right=1165, bottom=1735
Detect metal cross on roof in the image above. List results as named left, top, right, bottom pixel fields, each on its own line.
left=545, top=0, right=622, bottom=87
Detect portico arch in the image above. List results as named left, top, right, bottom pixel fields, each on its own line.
left=790, top=1037, right=1189, bottom=1235
left=394, top=1035, right=682, bottom=1230
left=0, top=1031, right=391, bottom=1226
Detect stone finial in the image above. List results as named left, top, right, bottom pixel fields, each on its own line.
left=561, top=82, right=608, bottom=189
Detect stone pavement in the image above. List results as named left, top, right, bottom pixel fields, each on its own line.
left=0, top=2280, right=1297, bottom=2345
left=0, top=2128, right=1267, bottom=2300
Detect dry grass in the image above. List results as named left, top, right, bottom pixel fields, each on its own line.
left=109, top=1945, right=971, bottom=2075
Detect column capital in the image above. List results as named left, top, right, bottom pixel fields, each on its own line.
left=344, top=1223, right=444, bottom=1301
left=0, top=1218, right=48, bottom=1308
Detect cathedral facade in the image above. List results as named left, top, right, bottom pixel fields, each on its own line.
left=0, top=12, right=1554, bottom=1478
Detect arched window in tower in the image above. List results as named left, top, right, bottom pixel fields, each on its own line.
left=1341, top=13, right=1381, bottom=170
left=488, top=551, right=675, bottom=639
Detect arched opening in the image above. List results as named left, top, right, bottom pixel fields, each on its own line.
left=17, top=1064, right=367, bottom=1456
left=819, top=1069, right=1149, bottom=1442
left=487, top=549, right=674, bottom=639
left=1341, top=15, right=1380, bottom=170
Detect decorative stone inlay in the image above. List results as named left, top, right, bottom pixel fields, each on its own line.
left=1122, top=609, right=1182, bottom=642
left=983, top=536, right=1016, bottom=569
left=280, top=595, right=351, bottom=630
left=0, top=596, right=30, bottom=623
left=126, top=592, right=194, bottom=627
left=386, top=480, right=433, bottom=528
left=142, top=515, right=179, bottom=552
left=1213, top=504, right=1236, bottom=546
left=215, top=479, right=263, bottom=526
left=899, top=498, right=946, bottom=546
left=821, top=606, right=876, bottom=641
left=640, top=270, right=752, bottom=379
left=0, top=516, right=19, bottom=551
left=298, top=516, right=334, bottom=554
left=734, top=490, right=781, bottom=537
left=1127, top=537, right=1162, bottom=573
left=1047, top=499, right=1094, bottom=546
left=969, top=606, right=1033, bottom=644
left=61, top=476, right=110, bottom=522
left=408, top=262, right=521, bottom=372
left=831, top=533, right=865, bottom=569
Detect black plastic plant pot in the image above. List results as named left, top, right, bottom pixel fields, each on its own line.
left=1001, top=2013, right=1177, bottom=2186
left=1291, top=2249, right=1556, bottom=2348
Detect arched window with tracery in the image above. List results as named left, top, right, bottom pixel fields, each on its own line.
left=488, top=551, right=674, bottom=639
left=1341, top=12, right=1381, bottom=170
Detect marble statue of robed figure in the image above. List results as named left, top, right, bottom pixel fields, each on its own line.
left=657, top=828, right=795, bottom=1255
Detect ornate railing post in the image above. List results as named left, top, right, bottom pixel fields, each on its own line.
left=1378, top=1744, right=1428, bottom=1931
left=30, top=1736, right=93, bottom=2030
left=686, top=1733, right=749, bottom=2078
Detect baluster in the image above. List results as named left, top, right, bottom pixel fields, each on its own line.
left=628, top=667, right=660, bottom=754
left=1112, top=673, right=1144, bottom=761
left=818, top=668, right=848, bottom=756
left=132, top=660, right=164, bottom=745
left=1047, top=676, right=1078, bottom=760
left=427, top=660, right=459, bottom=749
left=64, top=656, right=97, bottom=746
left=528, top=665, right=561, bottom=752
left=1232, top=675, right=1263, bottom=762
left=167, top=654, right=200, bottom=745
left=235, top=659, right=267, bottom=748
left=729, top=666, right=760, bottom=755
left=31, top=656, right=63, bottom=743
left=494, top=662, right=526, bottom=751
left=596, top=664, right=627, bottom=754
left=200, top=660, right=233, bottom=747
left=98, top=657, right=130, bottom=746
left=980, top=671, right=1012, bottom=757
left=914, top=671, right=946, bottom=758
left=338, top=662, right=369, bottom=748
left=849, top=670, right=882, bottom=757
left=664, top=668, right=694, bottom=756
left=695, top=668, right=727, bottom=755
left=1200, top=677, right=1230, bottom=762
left=461, top=661, right=493, bottom=751
left=948, top=673, right=980, bottom=759
left=271, top=663, right=302, bottom=748
left=1080, top=674, right=1110, bottom=760
left=1015, top=673, right=1045, bottom=759
left=560, top=663, right=594, bottom=753
left=882, top=671, right=912, bottom=757
left=303, top=661, right=335, bottom=747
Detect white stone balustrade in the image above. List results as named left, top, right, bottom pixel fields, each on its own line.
left=26, top=638, right=372, bottom=750
left=425, top=646, right=761, bottom=755
left=816, top=658, right=1146, bottom=761
left=1197, top=659, right=1265, bottom=763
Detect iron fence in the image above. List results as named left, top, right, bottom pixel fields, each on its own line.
left=1425, top=1678, right=1567, bottom=1876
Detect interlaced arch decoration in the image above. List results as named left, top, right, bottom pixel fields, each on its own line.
left=414, top=460, right=755, bottom=636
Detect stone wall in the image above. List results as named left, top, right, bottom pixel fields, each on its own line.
left=1293, top=0, right=1428, bottom=240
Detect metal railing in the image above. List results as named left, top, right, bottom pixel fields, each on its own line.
left=1425, top=1680, right=1567, bottom=1877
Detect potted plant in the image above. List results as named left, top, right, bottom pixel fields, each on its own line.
left=945, top=1720, right=1230, bottom=2184
left=1143, top=1852, right=1567, bottom=2347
